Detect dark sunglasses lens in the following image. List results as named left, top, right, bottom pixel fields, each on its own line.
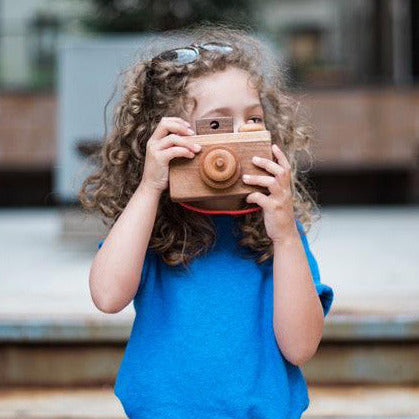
left=202, top=43, right=234, bottom=54
left=158, top=48, right=198, bottom=64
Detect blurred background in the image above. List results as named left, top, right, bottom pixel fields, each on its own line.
left=0, top=0, right=418, bottom=417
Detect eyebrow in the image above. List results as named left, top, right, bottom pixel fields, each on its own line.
left=200, top=103, right=263, bottom=118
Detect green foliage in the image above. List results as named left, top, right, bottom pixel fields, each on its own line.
left=81, top=0, right=256, bottom=33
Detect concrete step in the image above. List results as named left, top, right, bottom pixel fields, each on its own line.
left=0, top=385, right=124, bottom=418
left=1, top=314, right=418, bottom=386
left=0, top=385, right=418, bottom=418
left=1, top=207, right=419, bottom=387
left=305, top=384, right=419, bottom=418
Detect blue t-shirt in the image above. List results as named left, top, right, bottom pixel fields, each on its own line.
left=98, top=214, right=333, bottom=418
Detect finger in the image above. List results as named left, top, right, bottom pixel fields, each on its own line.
left=159, top=134, right=201, bottom=153
left=152, top=120, right=195, bottom=141
left=246, top=191, right=270, bottom=208
left=251, top=155, right=285, bottom=177
left=242, top=174, right=281, bottom=195
left=272, top=144, right=291, bottom=170
left=162, top=116, right=192, bottom=128
left=161, top=146, right=196, bottom=163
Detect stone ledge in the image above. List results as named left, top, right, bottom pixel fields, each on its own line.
left=1, top=313, right=418, bottom=343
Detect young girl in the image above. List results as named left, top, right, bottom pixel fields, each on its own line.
left=80, top=25, right=334, bottom=419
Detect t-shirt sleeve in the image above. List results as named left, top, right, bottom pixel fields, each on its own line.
left=295, top=219, right=334, bottom=317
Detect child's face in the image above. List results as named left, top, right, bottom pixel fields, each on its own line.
left=186, top=66, right=265, bottom=132
left=185, top=66, right=265, bottom=211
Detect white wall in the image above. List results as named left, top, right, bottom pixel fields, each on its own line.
left=55, top=33, right=182, bottom=202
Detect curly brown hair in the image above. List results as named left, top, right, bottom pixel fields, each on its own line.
left=79, top=22, right=321, bottom=269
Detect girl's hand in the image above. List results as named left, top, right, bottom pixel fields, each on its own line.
left=141, top=116, right=202, bottom=193
left=242, top=144, right=298, bottom=244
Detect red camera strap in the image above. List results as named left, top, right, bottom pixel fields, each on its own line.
left=178, top=201, right=262, bottom=215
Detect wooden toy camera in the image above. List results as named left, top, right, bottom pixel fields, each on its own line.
left=169, top=117, right=273, bottom=202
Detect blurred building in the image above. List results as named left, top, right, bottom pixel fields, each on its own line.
left=0, top=0, right=91, bottom=205
left=261, top=0, right=416, bottom=87
left=0, top=0, right=418, bottom=206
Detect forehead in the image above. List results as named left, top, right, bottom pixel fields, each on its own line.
left=187, top=67, right=260, bottom=115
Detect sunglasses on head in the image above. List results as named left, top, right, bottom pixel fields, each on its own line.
left=151, top=42, right=234, bottom=65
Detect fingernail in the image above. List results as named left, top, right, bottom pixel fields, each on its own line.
left=243, top=174, right=250, bottom=180
left=253, top=156, right=260, bottom=162
left=188, top=128, right=195, bottom=134
left=194, top=143, right=201, bottom=151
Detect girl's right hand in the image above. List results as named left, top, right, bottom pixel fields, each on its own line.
left=141, top=117, right=201, bottom=193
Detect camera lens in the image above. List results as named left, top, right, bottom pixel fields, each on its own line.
left=210, top=120, right=220, bottom=130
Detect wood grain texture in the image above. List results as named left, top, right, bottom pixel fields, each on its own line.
left=169, top=130, right=273, bottom=202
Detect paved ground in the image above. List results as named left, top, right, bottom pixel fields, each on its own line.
left=0, top=205, right=418, bottom=320
left=307, top=205, right=419, bottom=316
left=1, top=385, right=418, bottom=418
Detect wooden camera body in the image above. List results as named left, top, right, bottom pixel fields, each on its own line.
left=169, top=117, right=273, bottom=202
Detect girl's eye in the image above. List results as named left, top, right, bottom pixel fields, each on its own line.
left=248, top=116, right=264, bottom=124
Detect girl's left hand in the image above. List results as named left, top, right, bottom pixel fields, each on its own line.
left=242, top=144, right=298, bottom=244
